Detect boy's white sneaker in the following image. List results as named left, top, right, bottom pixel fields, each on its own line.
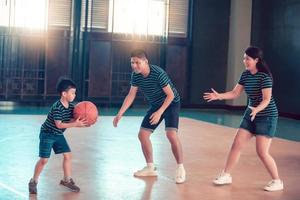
left=264, top=179, right=284, bottom=191
left=213, top=172, right=232, bottom=185
left=134, top=166, right=158, bottom=177
left=175, top=166, right=186, bottom=184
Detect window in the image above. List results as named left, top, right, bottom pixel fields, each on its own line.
left=108, top=0, right=167, bottom=36
left=0, top=0, right=48, bottom=30
left=81, top=0, right=189, bottom=37
left=48, top=0, right=72, bottom=29
left=81, top=0, right=110, bottom=31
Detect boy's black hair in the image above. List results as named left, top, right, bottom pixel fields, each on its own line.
left=56, top=77, right=76, bottom=95
left=130, top=49, right=148, bottom=60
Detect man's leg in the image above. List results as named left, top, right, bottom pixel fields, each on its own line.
left=134, top=128, right=158, bottom=177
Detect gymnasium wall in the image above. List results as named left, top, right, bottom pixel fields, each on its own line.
left=189, top=0, right=231, bottom=106
left=251, top=0, right=300, bottom=117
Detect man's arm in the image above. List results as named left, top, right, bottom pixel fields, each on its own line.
left=149, top=84, right=174, bottom=125
left=113, top=86, right=138, bottom=127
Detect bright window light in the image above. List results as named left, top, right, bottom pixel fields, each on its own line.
left=108, top=0, right=167, bottom=36
left=0, top=0, right=48, bottom=30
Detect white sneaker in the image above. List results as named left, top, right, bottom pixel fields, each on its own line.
left=175, top=166, right=186, bottom=184
left=264, top=179, right=284, bottom=191
left=134, top=166, right=158, bottom=177
left=213, top=172, right=232, bottom=185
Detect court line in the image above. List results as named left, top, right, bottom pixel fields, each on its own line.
left=0, top=181, right=27, bottom=198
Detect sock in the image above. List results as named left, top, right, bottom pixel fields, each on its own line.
left=222, top=170, right=230, bottom=175
left=147, top=163, right=154, bottom=169
left=177, top=164, right=184, bottom=169
left=64, top=176, right=71, bottom=183
left=30, top=178, right=38, bottom=183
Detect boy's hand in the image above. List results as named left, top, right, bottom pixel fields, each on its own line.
left=75, top=117, right=89, bottom=127
left=113, top=114, right=122, bottom=127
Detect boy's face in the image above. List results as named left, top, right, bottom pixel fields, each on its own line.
left=62, top=88, right=76, bottom=102
left=130, top=57, right=148, bottom=74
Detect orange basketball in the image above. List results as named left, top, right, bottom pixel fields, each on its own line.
left=73, top=101, right=99, bottom=125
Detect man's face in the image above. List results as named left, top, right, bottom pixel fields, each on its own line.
left=130, top=57, right=148, bottom=74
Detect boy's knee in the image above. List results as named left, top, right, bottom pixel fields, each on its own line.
left=39, top=158, right=48, bottom=165
left=63, top=153, right=72, bottom=161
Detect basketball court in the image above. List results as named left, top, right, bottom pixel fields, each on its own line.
left=0, top=114, right=299, bottom=200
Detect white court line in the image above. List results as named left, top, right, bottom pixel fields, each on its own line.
left=0, top=181, right=27, bottom=198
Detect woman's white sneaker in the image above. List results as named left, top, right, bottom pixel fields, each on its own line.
left=134, top=166, right=158, bottom=177
left=213, top=172, right=232, bottom=185
left=264, top=179, right=284, bottom=191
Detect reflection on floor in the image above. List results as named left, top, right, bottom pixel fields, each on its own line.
left=0, top=115, right=299, bottom=200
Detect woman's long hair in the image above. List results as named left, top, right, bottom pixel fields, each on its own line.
left=245, top=46, right=273, bottom=80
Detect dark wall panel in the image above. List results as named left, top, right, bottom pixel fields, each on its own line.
left=45, top=38, right=70, bottom=96
left=166, top=45, right=188, bottom=102
left=88, top=41, right=111, bottom=97
left=189, top=0, right=231, bottom=105
left=252, top=0, right=300, bottom=116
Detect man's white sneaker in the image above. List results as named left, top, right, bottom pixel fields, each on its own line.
left=134, top=166, right=158, bottom=177
left=175, top=166, right=186, bottom=184
left=264, top=179, right=284, bottom=191
left=213, top=172, right=232, bottom=185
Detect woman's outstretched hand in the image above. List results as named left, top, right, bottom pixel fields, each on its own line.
left=203, top=88, right=221, bottom=102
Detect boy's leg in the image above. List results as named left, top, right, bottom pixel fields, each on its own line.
left=29, top=158, right=48, bottom=194
left=62, top=152, right=72, bottom=179
left=59, top=152, right=80, bottom=192
left=29, top=132, right=53, bottom=194
left=53, top=135, right=79, bottom=192
left=33, top=158, right=49, bottom=181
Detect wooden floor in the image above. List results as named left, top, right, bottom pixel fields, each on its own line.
left=0, top=115, right=299, bottom=200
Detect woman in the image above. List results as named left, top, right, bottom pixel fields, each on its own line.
left=203, top=46, right=283, bottom=191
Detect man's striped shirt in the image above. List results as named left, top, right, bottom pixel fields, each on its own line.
left=131, top=65, right=180, bottom=106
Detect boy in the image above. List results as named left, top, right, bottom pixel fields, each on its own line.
left=28, top=77, right=88, bottom=194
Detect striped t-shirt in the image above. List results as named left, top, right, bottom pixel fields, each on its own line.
left=41, top=100, right=74, bottom=135
left=238, top=70, right=278, bottom=117
left=131, top=65, right=180, bottom=106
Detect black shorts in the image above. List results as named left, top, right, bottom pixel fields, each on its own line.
left=141, top=101, right=180, bottom=132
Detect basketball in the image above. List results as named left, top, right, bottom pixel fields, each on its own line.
left=73, top=101, right=99, bottom=125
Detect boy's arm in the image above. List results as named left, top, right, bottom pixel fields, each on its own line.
left=113, top=86, right=138, bottom=127
left=55, top=117, right=88, bottom=129
left=149, top=84, right=174, bottom=125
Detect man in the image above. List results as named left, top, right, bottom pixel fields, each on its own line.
left=113, top=49, right=186, bottom=184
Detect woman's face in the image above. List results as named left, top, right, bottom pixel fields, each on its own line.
left=243, top=53, right=258, bottom=71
